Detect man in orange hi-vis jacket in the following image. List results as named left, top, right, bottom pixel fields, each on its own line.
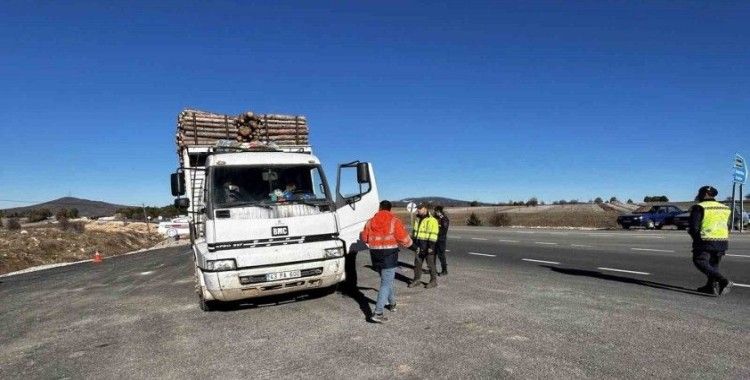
left=360, top=200, right=413, bottom=323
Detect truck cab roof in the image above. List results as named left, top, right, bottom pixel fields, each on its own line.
left=206, top=152, right=321, bottom=167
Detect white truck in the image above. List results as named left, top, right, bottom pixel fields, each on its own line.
left=170, top=109, right=379, bottom=310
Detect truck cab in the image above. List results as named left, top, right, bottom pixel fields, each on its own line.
left=171, top=144, right=378, bottom=310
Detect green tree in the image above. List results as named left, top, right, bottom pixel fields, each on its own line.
left=466, top=212, right=482, bottom=226
left=609, top=197, right=618, bottom=203
left=469, top=201, right=479, bottom=207
left=27, top=208, right=52, bottom=222
left=627, top=199, right=634, bottom=204
left=526, top=197, right=539, bottom=207
left=594, top=197, right=604, bottom=204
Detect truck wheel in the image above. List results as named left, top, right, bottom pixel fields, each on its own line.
left=655, top=224, right=663, bottom=230
left=678, top=226, right=687, bottom=230
left=622, top=225, right=630, bottom=230
left=199, top=292, right=217, bottom=312
left=646, top=220, right=655, bottom=229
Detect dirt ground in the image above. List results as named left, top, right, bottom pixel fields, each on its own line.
left=0, top=221, right=164, bottom=275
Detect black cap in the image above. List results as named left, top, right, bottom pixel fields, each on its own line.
left=696, top=185, right=718, bottom=200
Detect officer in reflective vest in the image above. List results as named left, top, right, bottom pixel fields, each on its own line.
left=408, top=203, right=440, bottom=289
left=689, top=186, right=734, bottom=296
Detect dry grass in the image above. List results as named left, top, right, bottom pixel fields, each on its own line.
left=0, top=221, right=163, bottom=275
left=394, top=204, right=622, bottom=229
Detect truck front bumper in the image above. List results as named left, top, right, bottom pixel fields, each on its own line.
left=198, top=257, right=345, bottom=301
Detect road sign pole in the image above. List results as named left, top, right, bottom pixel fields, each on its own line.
left=740, top=184, right=745, bottom=233
left=729, top=182, right=737, bottom=231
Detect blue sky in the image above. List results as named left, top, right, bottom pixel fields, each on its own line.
left=1, top=1, right=748, bottom=208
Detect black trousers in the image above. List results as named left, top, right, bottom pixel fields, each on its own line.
left=692, top=249, right=727, bottom=284
left=435, top=240, right=447, bottom=272
left=413, top=250, right=437, bottom=283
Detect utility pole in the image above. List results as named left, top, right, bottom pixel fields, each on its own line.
left=142, top=203, right=151, bottom=233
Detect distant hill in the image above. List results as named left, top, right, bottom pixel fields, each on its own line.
left=1, top=197, right=132, bottom=217
left=392, top=197, right=493, bottom=208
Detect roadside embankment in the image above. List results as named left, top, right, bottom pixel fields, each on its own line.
left=0, top=221, right=166, bottom=275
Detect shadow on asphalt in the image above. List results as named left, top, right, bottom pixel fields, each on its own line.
left=364, top=264, right=412, bottom=285
left=337, top=250, right=377, bottom=321
left=213, top=287, right=339, bottom=312
left=543, top=266, right=713, bottom=297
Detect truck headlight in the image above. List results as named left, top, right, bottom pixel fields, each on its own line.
left=324, top=247, right=345, bottom=258
left=206, top=259, right=237, bottom=271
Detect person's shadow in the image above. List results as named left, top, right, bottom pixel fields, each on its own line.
left=365, top=264, right=412, bottom=284
left=338, top=250, right=377, bottom=320
left=543, top=266, right=712, bottom=297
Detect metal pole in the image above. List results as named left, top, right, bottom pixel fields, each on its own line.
left=729, top=182, right=737, bottom=231
left=142, top=203, right=150, bottom=233
left=740, top=184, right=745, bottom=233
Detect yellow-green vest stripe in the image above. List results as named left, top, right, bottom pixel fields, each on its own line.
left=698, top=200, right=730, bottom=241
left=413, top=216, right=440, bottom=242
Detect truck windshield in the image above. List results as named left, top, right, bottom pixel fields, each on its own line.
left=210, top=165, right=331, bottom=209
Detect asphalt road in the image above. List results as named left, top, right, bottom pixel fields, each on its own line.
left=1, top=228, right=748, bottom=379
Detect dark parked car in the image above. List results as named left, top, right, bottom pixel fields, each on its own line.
left=617, top=205, right=684, bottom=230
left=671, top=207, right=749, bottom=231
left=670, top=212, right=690, bottom=230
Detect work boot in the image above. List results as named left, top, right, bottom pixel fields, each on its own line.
left=696, top=283, right=718, bottom=296
left=438, top=269, right=448, bottom=277
left=408, top=280, right=422, bottom=288
left=425, top=281, right=437, bottom=289
left=370, top=313, right=388, bottom=323
left=718, top=280, right=734, bottom=296
left=387, top=303, right=398, bottom=312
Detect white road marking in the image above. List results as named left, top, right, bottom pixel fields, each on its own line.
left=445, top=250, right=451, bottom=252
left=498, top=239, right=519, bottom=243
left=471, top=237, right=488, bottom=241
left=586, top=233, right=664, bottom=239
left=534, top=242, right=558, bottom=245
left=140, top=271, right=154, bottom=275
left=726, top=254, right=750, bottom=258
left=468, top=252, right=496, bottom=257
left=597, top=267, right=650, bottom=275
left=453, top=236, right=462, bottom=239
left=513, top=231, right=536, bottom=234
left=631, top=248, right=675, bottom=253
left=571, top=244, right=593, bottom=248
left=522, top=258, right=560, bottom=265
left=734, top=283, right=750, bottom=288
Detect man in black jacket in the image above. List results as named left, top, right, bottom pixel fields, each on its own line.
left=689, top=186, right=733, bottom=296
left=434, top=205, right=450, bottom=276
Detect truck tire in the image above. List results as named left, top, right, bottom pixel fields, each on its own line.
left=199, top=291, right=218, bottom=312
left=655, top=224, right=663, bottom=230
left=622, top=225, right=630, bottom=230
left=646, top=220, right=655, bottom=230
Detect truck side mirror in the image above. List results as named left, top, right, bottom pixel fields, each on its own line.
left=356, top=162, right=370, bottom=184
left=171, top=172, right=185, bottom=196
left=174, top=198, right=190, bottom=209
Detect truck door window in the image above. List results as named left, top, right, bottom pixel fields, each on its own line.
left=338, top=166, right=371, bottom=200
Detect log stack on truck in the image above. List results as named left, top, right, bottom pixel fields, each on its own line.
left=170, top=108, right=379, bottom=311
left=176, top=109, right=310, bottom=151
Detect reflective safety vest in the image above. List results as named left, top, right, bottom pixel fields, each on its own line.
left=413, top=215, right=440, bottom=242
left=698, top=201, right=730, bottom=241
left=361, top=212, right=413, bottom=250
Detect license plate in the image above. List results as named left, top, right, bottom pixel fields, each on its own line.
left=272, top=226, right=289, bottom=236
left=266, top=270, right=301, bottom=281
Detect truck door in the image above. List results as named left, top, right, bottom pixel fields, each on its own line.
left=335, top=161, right=380, bottom=253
